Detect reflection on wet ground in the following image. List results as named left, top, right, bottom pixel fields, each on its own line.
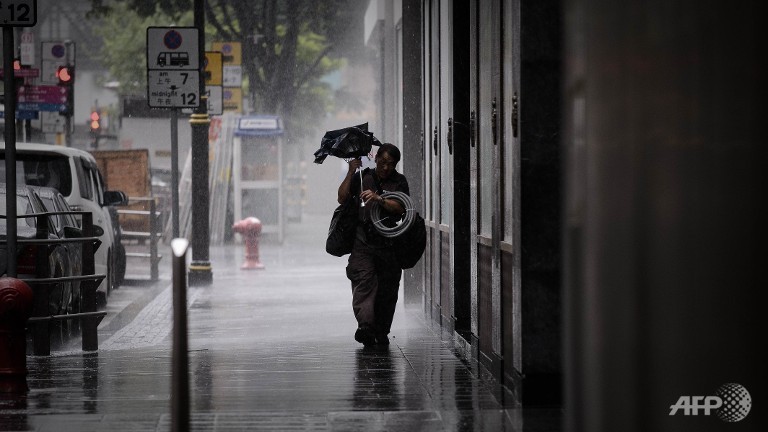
left=1, top=216, right=562, bottom=431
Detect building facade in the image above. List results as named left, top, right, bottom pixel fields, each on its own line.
left=365, top=0, right=562, bottom=406
left=365, top=1, right=765, bottom=431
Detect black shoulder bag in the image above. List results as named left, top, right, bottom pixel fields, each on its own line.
left=326, top=179, right=360, bottom=257
left=372, top=172, right=426, bottom=269
left=394, top=212, right=426, bottom=269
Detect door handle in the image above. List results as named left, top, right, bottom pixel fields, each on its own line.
left=470, top=110, right=476, bottom=148
left=491, top=98, right=498, bottom=146
left=512, top=92, right=519, bottom=138
left=433, top=126, right=438, bottom=156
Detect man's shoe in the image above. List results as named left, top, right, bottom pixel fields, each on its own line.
left=355, top=327, right=376, bottom=346
left=375, top=333, right=390, bottom=346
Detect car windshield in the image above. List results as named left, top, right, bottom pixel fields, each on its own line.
left=0, top=154, right=72, bottom=196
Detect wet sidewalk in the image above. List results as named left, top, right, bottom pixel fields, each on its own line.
left=1, top=214, right=562, bottom=431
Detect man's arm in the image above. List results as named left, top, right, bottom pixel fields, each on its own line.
left=338, top=158, right=362, bottom=204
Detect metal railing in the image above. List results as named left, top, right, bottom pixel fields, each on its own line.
left=119, top=197, right=163, bottom=281
left=1, top=211, right=107, bottom=355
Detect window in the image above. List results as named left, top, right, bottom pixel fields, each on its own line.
left=77, top=158, right=93, bottom=200
left=0, top=155, right=73, bottom=196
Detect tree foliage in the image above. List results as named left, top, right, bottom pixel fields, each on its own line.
left=89, top=0, right=366, bottom=140
left=93, top=4, right=193, bottom=96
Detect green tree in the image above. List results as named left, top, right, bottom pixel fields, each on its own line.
left=93, top=4, right=193, bottom=96
left=90, top=0, right=366, bottom=140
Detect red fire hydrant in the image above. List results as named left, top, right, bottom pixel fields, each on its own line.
left=232, top=217, right=265, bottom=270
left=0, top=277, right=34, bottom=394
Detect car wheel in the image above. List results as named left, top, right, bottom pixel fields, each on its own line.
left=115, top=242, right=126, bottom=287
left=96, top=249, right=113, bottom=310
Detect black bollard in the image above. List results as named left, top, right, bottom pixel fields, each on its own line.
left=170, top=239, right=190, bottom=431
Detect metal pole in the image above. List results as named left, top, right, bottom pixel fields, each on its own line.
left=4, top=27, right=17, bottom=277
left=150, top=198, right=159, bottom=281
left=188, top=0, right=212, bottom=285
left=171, top=108, right=180, bottom=239
left=170, top=238, right=190, bottom=432
left=64, top=40, right=73, bottom=147
left=81, top=212, right=99, bottom=352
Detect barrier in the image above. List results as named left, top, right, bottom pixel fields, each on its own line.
left=1, top=211, right=106, bottom=356
left=119, top=197, right=163, bottom=281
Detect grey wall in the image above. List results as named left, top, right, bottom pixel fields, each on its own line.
left=563, top=1, right=767, bottom=431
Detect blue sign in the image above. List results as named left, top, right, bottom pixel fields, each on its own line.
left=17, top=102, right=66, bottom=112
left=0, top=110, right=39, bottom=120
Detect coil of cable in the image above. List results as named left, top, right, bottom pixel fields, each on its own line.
left=370, top=191, right=415, bottom=238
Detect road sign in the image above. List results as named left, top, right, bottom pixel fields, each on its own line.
left=206, top=86, right=222, bottom=115
left=0, top=0, right=36, bottom=27
left=223, top=65, right=242, bottom=87
left=20, top=30, right=34, bottom=64
left=41, top=111, right=64, bottom=133
left=0, top=104, right=38, bottom=119
left=41, top=41, right=74, bottom=84
left=147, top=70, right=201, bottom=108
left=211, top=42, right=241, bottom=65
left=147, top=27, right=200, bottom=71
left=17, top=85, right=67, bottom=104
left=204, top=52, right=223, bottom=116
left=17, top=101, right=65, bottom=112
left=223, top=87, right=242, bottom=112
left=0, top=67, right=39, bottom=78
left=204, top=52, right=222, bottom=86
left=147, top=27, right=200, bottom=109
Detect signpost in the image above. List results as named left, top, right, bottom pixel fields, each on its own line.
left=2, top=0, right=37, bottom=277
left=146, top=26, right=201, bottom=241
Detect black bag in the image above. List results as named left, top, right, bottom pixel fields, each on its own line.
left=326, top=197, right=358, bottom=257
left=394, top=212, right=427, bottom=269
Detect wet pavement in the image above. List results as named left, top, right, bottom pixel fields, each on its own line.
left=1, top=214, right=563, bottom=431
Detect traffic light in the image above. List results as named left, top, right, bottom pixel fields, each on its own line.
left=57, top=66, right=75, bottom=116
left=56, top=65, right=74, bottom=85
left=89, top=110, right=101, bottom=133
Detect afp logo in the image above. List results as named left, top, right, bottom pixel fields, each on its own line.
left=669, top=383, right=752, bottom=422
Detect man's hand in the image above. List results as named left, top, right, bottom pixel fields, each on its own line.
left=360, top=189, right=382, bottom=205
left=347, top=158, right=363, bottom=174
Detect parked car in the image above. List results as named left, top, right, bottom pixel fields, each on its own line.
left=0, top=184, right=72, bottom=316
left=32, top=186, right=89, bottom=315
left=0, top=142, right=127, bottom=307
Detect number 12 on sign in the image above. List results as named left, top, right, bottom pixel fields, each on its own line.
left=0, top=0, right=37, bottom=27
left=147, top=70, right=200, bottom=108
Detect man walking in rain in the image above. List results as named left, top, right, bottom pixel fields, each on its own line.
left=337, top=144, right=409, bottom=347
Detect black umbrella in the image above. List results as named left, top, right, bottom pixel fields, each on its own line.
left=314, top=123, right=381, bottom=164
